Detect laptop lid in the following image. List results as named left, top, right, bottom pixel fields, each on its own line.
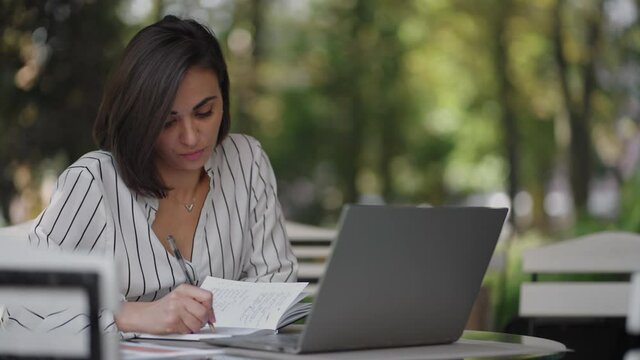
left=297, top=205, right=507, bottom=353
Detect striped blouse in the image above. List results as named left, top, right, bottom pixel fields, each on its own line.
left=10, top=133, right=297, bottom=333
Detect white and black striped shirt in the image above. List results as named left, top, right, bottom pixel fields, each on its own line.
left=11, top=134, right=297, bottom=333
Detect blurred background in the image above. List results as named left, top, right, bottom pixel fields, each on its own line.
left=1, top=0, right=639, bottom=343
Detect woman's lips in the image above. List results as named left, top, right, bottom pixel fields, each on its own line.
left=181, top=149, right=205, bottom=161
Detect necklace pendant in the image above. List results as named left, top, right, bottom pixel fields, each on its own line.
left=185, top=203, right=195, bottom=212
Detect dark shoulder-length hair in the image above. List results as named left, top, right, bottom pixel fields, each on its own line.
left=93, top=15, right=230, bottom=198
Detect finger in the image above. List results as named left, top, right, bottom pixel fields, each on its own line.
left=180, top=308, right=205, bottom=333
left=210, top=306, right=216, bottom=323
left=184, top=297, right=210, bottom=321
left=174, top=319, right=192, bottom=335
left=201, top=292, right=214, bottom=323
left=170, top=285, right=214, bottom=330
left=175, top=284, right=214, bottom=305
left=178, top=285, right=215, bottom=323
left=182, top=298, right=210, bottom=331
left=195, top=297, right=215, bottom=324
left=158, top=289, right=204, bottom=334
left=201, top=301, right=215, bottom=324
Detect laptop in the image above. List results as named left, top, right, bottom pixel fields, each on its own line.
left=205, top=205, right=508, bottom=353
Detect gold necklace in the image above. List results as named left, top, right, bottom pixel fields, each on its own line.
left=182, top=199, right=196, bottom=213
left=168, top=171, right=206, bottom=213
left=166, top=195, right=196, bottom=212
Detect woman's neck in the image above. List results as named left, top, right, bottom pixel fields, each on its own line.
left=161, top=168, right=206, bottom=201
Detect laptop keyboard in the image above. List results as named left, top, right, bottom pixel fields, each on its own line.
left=249, top=333, right=300, bottom=347
left=215, top=333, right=302, bottom=352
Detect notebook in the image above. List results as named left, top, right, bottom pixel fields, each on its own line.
left=205, top=205, right=508, bottom=354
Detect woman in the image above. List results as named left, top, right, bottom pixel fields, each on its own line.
left=20, top=15, right=297, bottom=335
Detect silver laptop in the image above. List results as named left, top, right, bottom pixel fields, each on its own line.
left=206, top=205, right=508, bottom=353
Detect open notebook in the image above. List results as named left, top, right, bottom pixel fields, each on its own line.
left=132, top=277, right=310, bottom=341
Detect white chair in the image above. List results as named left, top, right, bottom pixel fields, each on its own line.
left=517, top=231, right=640, bottom=358
left=625, top=272, right=640, bottom=360
left=520, top=231, right=640, bottom=319
left=0, top=220, right=33, bottom=244
left=285, top=221, right=336, bottom=294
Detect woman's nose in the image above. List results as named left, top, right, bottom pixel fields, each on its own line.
left=180, top=119, right=199, bottom=146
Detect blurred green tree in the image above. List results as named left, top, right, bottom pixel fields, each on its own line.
left=1, top=0, right=637, bottom=234
left=0, top=0, right=125, bottom=222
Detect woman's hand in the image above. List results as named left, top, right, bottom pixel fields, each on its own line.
left=115, top=284, right=216, bottom=334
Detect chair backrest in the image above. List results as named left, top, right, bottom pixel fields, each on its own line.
left=520, top=231, right=640, bottom=318
left=628, top=272, right=640, bottom=335
left=286, top=221, right=336, bottom=294
left=0, top=220, right=33, bottom=244
left=624, top=272, right=640, bottom=360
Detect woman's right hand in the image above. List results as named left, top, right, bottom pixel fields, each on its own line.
left=115, top=284, right=215, bottom=334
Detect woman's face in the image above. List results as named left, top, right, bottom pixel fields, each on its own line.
left=155, top=67, right=223, bottom=176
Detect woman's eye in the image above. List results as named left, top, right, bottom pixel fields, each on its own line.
left=163, top=119, right=177, bottom=129
left=196, top=106, right=213, bottom=118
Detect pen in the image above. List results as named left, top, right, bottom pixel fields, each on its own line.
left=167, top=235, right=216, bottom=333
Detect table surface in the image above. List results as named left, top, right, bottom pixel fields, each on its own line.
left=129, top=329, right=567, bottom=359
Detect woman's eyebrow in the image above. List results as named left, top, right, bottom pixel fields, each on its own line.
left=170, top=96, right=217, bottom=114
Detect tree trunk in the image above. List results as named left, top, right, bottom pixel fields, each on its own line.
left=493, top=0, right=519, bottom=228
left=340, top=0, right=371, bottom=204
left=552, top=0, right=602, bottom=211
left=235, top=0, right=265, bottom=135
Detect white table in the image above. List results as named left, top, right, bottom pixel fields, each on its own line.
left=128, top=330, right=567, bottom=359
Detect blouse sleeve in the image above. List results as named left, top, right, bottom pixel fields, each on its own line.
left=29, top=167, right=112, bottom=257
left=242, top=143, right=298, bottom=283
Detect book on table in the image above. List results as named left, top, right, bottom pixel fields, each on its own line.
left=131, top=276, right=310, bottom=341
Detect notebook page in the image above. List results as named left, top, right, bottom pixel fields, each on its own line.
left=201, top=277, right=308, bottom=330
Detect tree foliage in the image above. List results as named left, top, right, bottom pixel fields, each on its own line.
left=0, top=0, right=638, bottom=233
left=0, top=0, right=125, bottom=221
